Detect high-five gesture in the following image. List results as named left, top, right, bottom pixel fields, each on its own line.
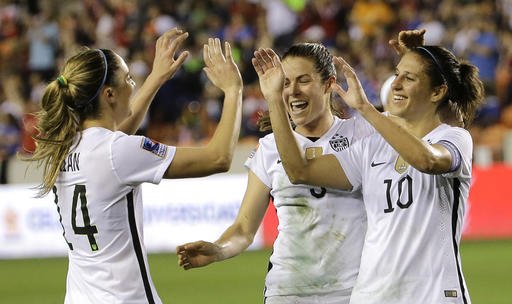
left=203, top=38, right=242, bottom=94
left=118, top=27, right=189, bottom=134
left=251, top=48, right=285, bottom=101
left=164, top=37, right=242, bottom=178
left=152, top=28, right=189, bottom=84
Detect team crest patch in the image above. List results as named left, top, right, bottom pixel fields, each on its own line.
left=394, top=155, right=409, bottom=174
left=329, top=133, right=349, bottom=152
left=305, top=147, right=323, bottom=159
left=141, top=137, right=167, bottom=158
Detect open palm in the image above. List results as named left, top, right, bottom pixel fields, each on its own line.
left=251, top=48, right=285, bottom=100
left=203, top=38, right=242, bottom=93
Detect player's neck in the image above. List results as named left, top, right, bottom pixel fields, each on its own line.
left=295, top=114, right=334, bottom=138
left=406, top=115, right=442, bottom=138
left=82, top=118, right=116, bottom=131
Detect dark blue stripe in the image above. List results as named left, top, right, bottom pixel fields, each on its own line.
left=451, top=179, right=468, bottom=304
left=127, top=191, right=155, bottom=304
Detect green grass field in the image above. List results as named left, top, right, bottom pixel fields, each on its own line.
left=1, top=240, right=511, bottom=303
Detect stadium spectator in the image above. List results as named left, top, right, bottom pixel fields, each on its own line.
left=1, top=0, right=511, bottom=178
left=26, top=9, right=60, bottom=81
left=23, top=30, right=243, bottom=303
left=254, top=32, right=484, bottom=303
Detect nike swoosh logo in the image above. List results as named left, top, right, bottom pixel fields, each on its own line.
left=277, top=159, right=282, bottom=164
left=371, top=161, right=386, bottom=167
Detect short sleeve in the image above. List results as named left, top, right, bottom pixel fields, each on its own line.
left=111, top=133, right=176, bottom=186
left=244, top=138, right=272, bottom=188
left=334, top=137, right=365, bottom=191
left=352, top=113, right=376, bottom=140
left=437, top=128, right=473, bottom=179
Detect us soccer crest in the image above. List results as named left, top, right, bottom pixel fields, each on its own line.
left=329, top=133, right=349, bottom=152
left=394, top=155, right=409, bottom=174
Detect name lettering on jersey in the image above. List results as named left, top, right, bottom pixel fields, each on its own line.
left=444, top=290, right=458, bottom=298
left=394, top=155, right=409, bottom=174
left=305, top=147, right=323, bottom=159
left=60, top=153, right=80, bottom=172
left=329, top=133, right=349, bottom=152
left=141, top=137, right=167, bottom=158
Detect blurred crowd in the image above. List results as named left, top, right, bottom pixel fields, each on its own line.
left=1, top=0, right=511, bottom=183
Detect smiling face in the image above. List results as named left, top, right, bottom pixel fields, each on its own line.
left=390, top=52, right=439, bottom=120
left=281, top=56, right=333, bottom=134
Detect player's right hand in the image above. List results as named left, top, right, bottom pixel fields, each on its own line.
left=176, top=241, right=222, bottom=270
left=251, top=48, right=285, bottom=102
left=151, top=28, right=189, bottom=84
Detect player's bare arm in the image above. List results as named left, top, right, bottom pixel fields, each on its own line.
left=177, top=172, right=270, bottom=269
left=331, top=56, right=454, bottom=174
left=252, top=48, right=351, bottom=190
left=165, top=38, right=243, bottom=178
left=118, top=28, right=189, bottom=134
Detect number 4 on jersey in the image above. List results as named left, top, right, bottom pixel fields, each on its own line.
left=72, top=185, right=99, bottom=251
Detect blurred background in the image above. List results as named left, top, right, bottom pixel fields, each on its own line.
left=0, top=0, right=511, bottom=303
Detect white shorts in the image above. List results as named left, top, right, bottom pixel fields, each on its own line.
left=264, top=290, right=351, bottom=304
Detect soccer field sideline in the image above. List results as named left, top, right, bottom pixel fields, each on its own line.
left=0, top=240, right=511, bottom=304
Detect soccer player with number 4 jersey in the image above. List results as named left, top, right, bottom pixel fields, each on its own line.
left=26, top=30, right=243, bottom=304
left=253, top=30, right=484, bottom=304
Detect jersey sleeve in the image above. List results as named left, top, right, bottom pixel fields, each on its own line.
left=436, top=127, right=473, bottom=179
left=333, top=137, right=365, bottom=191
left=352, top=113, right=376, bottom=140
left=244, top=138, right=272, bottom=188
left=110, top=133, right=176, bottom=186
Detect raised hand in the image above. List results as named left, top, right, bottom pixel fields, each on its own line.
left=152, top=28, right=189, bottom=83
left=176, top=241, right=222, bottom=270
left=203, top=38, right=242, bottom=93
left=331, top=56, right=371, bottom=111
left=251, top=48, right=285, bottom=101
left=389, top=29, right=426, bottom=56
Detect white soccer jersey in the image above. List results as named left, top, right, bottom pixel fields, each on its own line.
left=54, top=127, right=175, bottom=304
left=336, top=124, right=472, bottom=304
left=246, top=116, right=374, bottom=298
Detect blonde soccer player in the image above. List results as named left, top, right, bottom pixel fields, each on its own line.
left=26, top=31, right=243, bottom=304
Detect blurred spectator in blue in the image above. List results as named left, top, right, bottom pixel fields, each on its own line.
left=467, top=18, right=499, bottom=86
left=27, top=8, right=59, bottom=81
